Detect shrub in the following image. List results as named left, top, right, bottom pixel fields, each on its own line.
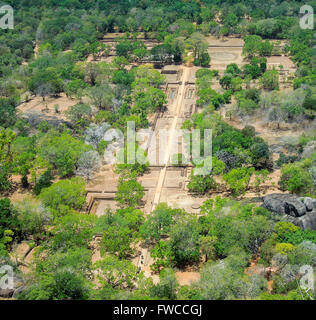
left=223, top=167, right=255, bottom=196
left=40, top=177, right=86, bottom=215
left=115, top=178, right=145, bottom=208
left=33, top=170, right=53, bottom=195
left=279, top=160, right=314, bottom=195
left=260, top=70, right=279, bottom=90
left=275, top=243, right=295, bottom=255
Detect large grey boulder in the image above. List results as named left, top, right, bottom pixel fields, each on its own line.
left=299, top=197, right=316, bottom=211
left=262, top=193, right=316, bottom=230
left=297, top=211, right=316, bottom=231
left=262, top=194, right=306, bottom=217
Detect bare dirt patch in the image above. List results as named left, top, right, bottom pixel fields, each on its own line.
left=86, top=55, right=114, bottom=63
left=209, top=51, right=239, bottom=61
left=206, top=36, right=244, bottom=47
left=176, top=272, right=200, bottom=286
left=17, top=93, right=82, bottom=124
left=223, top=115, right=308, bottom=146
left=208, top=47, right=244, bottom=74
left=8, top=186, right=32, bottom=204
left=267, top=55, right=296, bottom=70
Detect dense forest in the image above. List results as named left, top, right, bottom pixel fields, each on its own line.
left=0, top=0, right=316, bottom=301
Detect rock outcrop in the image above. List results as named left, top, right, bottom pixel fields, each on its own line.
left=262, top=193, right=316, bottom=230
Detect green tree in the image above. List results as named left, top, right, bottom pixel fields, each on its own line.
left=0, top=128, right=15, bottom=191
left=39, top=130, right=91, bottom=177
left=150, top=268, right=179, bottom=299
left=115, top=178, right=145, bottom=208
left=187, top=32, right=209, bottom=67
left=49, top=213, right=96, bottom=251
left=101, top=225, right=135, bottom=259
left=14, top=198, right=51, bottom=244
left=220, top=75, right=233, bottom=90
left=151, top=44, right=174, bottom=65
left=199, top=52, right=211, bottom=67
left=259, top=41, right=274, bottom=57
left=94, top=255, right=138, bottom=289
left=33, top=170, right=53, bottom=195
left=223, top=167, right=255, bottom=196
left=230, top=77, right=243, bottom=92
left=196, top=72, right=213, bottom=90
left=199, top=235, right=217, bottom=262
left=133, top=87, right=167, bottom=114
left=11, top=136, right=36, bottom=186
left=188, top=175, right=217, bottom=194
left=279, top=160, right=314, bottom=195
left=84, top=62, right=100, bottom=86
left=115, top=40, right=133, bottom=58
left=64, top=79, right=87, bottom=101
left=0, top=198, right=17, bottom=255
left=112, top=56, right=129, bottom=70
left=89, top=41, right=106, bottom=60
left=150, top=241, right=175, bottom=273
left=243, top=35, right=271, bottom=59
left=52, top=270, right=91, bottom=300
left=132, top=65, right=166, bottom=88
left=40, top=177, right=86, bottom=215
left=0, top=97, right=18, bottom=128
left=260, top=70, right=279, bottom=90
left=29, top=67, right=63, bottom=99
left=140, top=203, right=177, bottom=242
left=88, top=84, right=115, bottom=111
left=20, top=245, right=93, bottom=300
left=66, top=103, right=92, bottom=128
left=169, top=217, right=200, bottom=267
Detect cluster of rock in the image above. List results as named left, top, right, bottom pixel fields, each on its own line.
left=262, top=193, right=316, bottom=230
